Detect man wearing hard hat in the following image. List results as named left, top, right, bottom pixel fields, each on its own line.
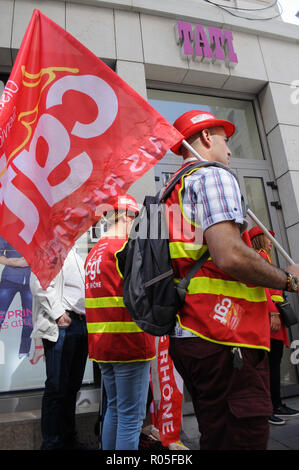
left=166, top=110, right=299, bottom=450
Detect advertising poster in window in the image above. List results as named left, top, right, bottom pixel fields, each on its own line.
left=0, top=234, right=93, bottom=392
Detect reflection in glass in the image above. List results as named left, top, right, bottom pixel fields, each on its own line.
left=244, top=176, right=278, bottom=265
left=148, top=89, right=264, bottom=161
left=281, top=348, right=298, bottom=387
left=162, top=172, right=174, bottom=187
left=244, top=177, right=271, bottom=230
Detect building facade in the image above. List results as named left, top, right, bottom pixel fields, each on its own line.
left=1, top=0, right=299, bottom=411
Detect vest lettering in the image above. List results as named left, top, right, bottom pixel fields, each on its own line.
left=213, top=298, right=232, bottom=323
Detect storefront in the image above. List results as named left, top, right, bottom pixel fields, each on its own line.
left=1, top=0, right=299, bottom=413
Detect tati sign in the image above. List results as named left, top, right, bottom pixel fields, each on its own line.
left=175, top=20, right=238, bottom=67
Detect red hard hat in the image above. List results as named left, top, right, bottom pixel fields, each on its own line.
left=248, top=225, right=275, bottom=240
left=170, top=110, right=235, bottom=155
left=114, top=194, right=139, bottom=214
left=95, top=194, right=139, bottom=218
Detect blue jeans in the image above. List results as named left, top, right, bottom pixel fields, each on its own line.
left=0, top=279, right=32, bottom=354
left=98, top=360, right=151, bottom=450
left=41, top=315, right=88, bottom=450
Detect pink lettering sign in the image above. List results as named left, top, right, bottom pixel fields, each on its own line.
left=175, top=20, right=238, bottom=66
left=176, top=20, right=194, bottom=56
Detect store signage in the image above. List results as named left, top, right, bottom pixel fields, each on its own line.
left=175, top=20, right=238, bottom=67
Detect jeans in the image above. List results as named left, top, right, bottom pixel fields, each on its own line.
left=0, top=280, right=32, bottom=354
left=41, top=314, right=88, bottom=450
left=98, top=360, right=151, bottom=450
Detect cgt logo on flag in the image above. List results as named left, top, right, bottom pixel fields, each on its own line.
left=1, top=68, right=121, bottom=242
left=0, top=10, right=182, bottom=288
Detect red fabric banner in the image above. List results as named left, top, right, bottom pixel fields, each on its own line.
left=154, top=336, right=184, bottom=446
left=0, top=10, right=182, bottom=288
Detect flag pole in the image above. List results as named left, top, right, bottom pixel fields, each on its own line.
left=181, top=140, right=295, bottom=265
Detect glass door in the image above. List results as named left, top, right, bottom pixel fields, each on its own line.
left=234, top=167, right=299, bottom=397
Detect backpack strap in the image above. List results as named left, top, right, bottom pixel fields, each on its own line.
left=160, top=160, right=247, bottom=219
left=176, top=249, right=210, bottom=306
left=160, top=160, right=238, bottom=202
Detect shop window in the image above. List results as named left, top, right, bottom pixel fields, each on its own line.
left=147, top=89, right=264, bottom=161
left=0, top=230, right=95, bottom=393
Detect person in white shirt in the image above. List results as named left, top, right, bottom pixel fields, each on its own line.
left=30, top=247, right=88, bottom=450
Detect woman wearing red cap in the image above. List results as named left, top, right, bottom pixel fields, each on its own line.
left=85, top=194, right=156, bottom=450
left=249, top=226, right=299, bottom=425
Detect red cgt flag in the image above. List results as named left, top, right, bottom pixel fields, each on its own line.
left=0, top=10, right=182, bottom=288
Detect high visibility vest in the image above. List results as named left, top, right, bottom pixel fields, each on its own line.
left=166, top=164, right=270, bottom=351
left=85, top=237, right=156, bottom=362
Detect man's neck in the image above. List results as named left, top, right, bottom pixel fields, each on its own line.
left=183, top=154, right=208, bottom=163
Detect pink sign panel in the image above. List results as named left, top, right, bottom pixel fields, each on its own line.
left=176, top=20, right=238, bottom=66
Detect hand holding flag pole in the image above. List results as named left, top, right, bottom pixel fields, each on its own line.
left=181, top=139, right=295, bottom=266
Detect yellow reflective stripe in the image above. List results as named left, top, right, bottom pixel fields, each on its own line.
left=186, top=276, right=267, bottom=302
left=177, top=166, right=205, bottom=228
left=87, top=321, right=143, bottom=334
left=176, top=315, right=270, bottom=351
left=271, top=295, right=284, bottom=303
left=169, top=241, right=209, bottom=261
left=85, top=296, right=125, bottom=309
left=115, top=241, right=127, bottom=279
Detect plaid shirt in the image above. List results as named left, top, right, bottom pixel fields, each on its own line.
left=172, top=158, right=247, bottom=338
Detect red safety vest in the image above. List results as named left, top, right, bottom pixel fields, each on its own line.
left=85, top=236, right=156, bottom=362
left=166, top=164, right=270, bottom=351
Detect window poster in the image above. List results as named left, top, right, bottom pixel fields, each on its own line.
left=0, top=234, right=93, bottom=392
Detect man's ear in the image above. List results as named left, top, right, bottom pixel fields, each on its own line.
left=201, top=128, right=212, bottom=148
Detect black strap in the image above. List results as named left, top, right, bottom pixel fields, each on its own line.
left=176, top=249, right=210, bottom=305
left=160, top=160, right=247, bottom=220
left=160, top=160, right=238, bottom=202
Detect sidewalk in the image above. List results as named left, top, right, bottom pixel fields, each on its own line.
left=180, top=396, right=299, bottom=450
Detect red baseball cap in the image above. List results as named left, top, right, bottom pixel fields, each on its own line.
left=171, top=110, right=235, bottom=155
left=248, top=225, right=275, bottom=240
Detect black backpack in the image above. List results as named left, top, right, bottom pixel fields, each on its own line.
left=116, top=160, right=243, bottom=336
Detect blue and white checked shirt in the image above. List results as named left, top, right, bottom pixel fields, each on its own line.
left=172, top=157, right=247, bottom=338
